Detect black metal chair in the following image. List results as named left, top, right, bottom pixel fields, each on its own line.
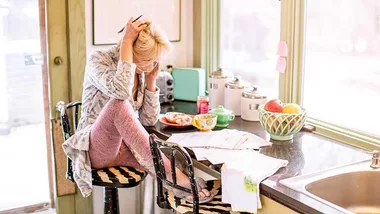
left=149, top=134, right=250, bottom=214
left=56, top=101, right=147, bottom=214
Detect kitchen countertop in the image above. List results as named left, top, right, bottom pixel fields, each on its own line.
left=145, top=101, right=369, bottom=214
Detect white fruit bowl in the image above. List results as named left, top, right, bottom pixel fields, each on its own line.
left=258, top=105, right=307, bottom=141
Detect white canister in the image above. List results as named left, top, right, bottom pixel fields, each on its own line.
left=208, top=69, right=228, bottom=109
left=241, top=87, right=267, bottom=121
left=224, top=77, right=245, bottom=116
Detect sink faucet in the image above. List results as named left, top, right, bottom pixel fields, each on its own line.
left=370, top=150, right=380, bottom=169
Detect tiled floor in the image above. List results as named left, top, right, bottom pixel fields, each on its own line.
left=0, top=124, right=50, bottom=211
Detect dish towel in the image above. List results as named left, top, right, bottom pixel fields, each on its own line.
left=221, top=150, right=288, bottom=213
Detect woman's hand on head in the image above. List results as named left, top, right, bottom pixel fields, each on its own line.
left=145, top=62, right=160, bottom=92
left=119, top=17, right=146, bottom=62
left=122, top=17, right=145, bottom=45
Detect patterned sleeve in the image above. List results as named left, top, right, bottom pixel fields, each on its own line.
left=86, top=51, right=136, bottom=100
left=139, top=87, right=160, bottom=126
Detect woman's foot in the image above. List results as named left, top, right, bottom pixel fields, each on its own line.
left=174, top=169, right=214, bottom=203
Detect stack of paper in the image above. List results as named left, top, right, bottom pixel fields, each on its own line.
left=167, top=129, right=272, bottom=163
left=167, top=129, right=271, bottom=150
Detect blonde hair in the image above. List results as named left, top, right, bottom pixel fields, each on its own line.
left=133, top=21, right=172, bottom=63
left=117, top=21, right=172, bottom=67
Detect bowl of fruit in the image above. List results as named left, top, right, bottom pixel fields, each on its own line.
left=258, top=99, right=307, bottom=141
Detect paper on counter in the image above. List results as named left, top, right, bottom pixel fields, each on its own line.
left=191, top=149, right=247, bottom=165
left=242, top=132, right=272, bottom=149
left=205, top=149, right=237, bottom=165
left=167, top=131, right=220, bottom=148
left=167, top=129, right=272, bottom=162
left=167, top=129, right=271, bottom=151
left=192, top=148, right=208, bottom=161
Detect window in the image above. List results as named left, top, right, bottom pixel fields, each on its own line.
left=210, top=0, right=380, bottom=146
left=0, top=0, right=51, bottom=211
left=220, top=0, right=281, bottom=99
left=303, top=0, right=380, bottom=136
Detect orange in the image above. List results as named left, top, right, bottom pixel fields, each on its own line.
left=282, top=104, right=302, bottom=114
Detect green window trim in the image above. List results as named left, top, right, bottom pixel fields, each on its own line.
left=308, top=118, right=380, bottom=151
left=279, top=0, right=306, bottom=105
left=199, top=0, right=380, bottom=150
left=193, top=0, right=220, bottom=75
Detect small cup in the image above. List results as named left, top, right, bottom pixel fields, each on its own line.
left=191, top=114, right=217, bottom=131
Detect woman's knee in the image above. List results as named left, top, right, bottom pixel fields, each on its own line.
left=107, top=99, right=134, bottom=114
left=107, top=98, right=124, bottom=108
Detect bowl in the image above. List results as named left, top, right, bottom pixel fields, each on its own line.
left=258, top=105, right=307, bottom=141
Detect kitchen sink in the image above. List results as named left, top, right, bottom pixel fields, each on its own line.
left=280, top=159, right=380, bottom=214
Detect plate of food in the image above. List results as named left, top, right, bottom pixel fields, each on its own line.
left=159, top=112, right=194, bottom=128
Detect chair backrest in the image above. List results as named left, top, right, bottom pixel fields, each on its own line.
left=56, top=101, right=82, bottom=182
left=148, top=134, right=199, bottom=213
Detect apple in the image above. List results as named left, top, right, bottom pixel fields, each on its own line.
left=264, top=99, right=284, bottom=113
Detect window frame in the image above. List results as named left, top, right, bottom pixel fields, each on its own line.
left=204, top=0, right=380, bottom=150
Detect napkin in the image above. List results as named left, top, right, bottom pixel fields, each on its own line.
left=221, top=150, right=288, bottom=213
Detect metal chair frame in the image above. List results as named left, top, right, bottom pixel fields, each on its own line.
left=149, top=134, right=200, bottom=214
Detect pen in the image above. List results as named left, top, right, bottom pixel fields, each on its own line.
left=132, top=15, right=143, bottom=23
left=118, top=15, right=143, bottom=34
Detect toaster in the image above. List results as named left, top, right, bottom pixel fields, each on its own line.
left=156, top=70, right=174, bottom=104
left=172, top=67, right=206, bottom=102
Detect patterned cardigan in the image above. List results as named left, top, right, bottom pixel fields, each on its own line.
left=62, top=45, right=160, bottom=197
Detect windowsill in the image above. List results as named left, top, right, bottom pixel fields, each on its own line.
left=146, top=100, right=370, bottom=214
left=306, top=117, right=380, bottom=152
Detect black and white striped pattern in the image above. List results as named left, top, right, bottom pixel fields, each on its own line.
left=92, top=166, right=147, bottom=188
left=166, top=180, right=252, bottom=214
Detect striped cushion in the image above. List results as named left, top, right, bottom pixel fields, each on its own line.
left=167, top=180, right=252, bottom=214
left=92, top=166, right=147, bottom=188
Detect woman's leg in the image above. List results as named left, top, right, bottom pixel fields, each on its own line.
left=90, top=99, right=210, bottom=199
left=89, top=100, right=143, bottom=170
left=90, top=98, right=164, bottom=174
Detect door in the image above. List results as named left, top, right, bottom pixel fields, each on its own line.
left=46, top=0, right=92, bottom=213
left=0, top=0, right=53, bottom=212
left=0, top=0, right=91, bottom=213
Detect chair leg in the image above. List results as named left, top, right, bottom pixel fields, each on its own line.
left=104, top=187, right=119, bottom=214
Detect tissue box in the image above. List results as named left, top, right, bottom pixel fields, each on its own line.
left=172, top=67, right=206, bottom=101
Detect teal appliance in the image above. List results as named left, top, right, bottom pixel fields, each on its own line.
left=172, top=67, right=206, bottom=102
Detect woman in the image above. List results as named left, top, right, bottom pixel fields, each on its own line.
left=62, top=17, right=213, bottom=203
